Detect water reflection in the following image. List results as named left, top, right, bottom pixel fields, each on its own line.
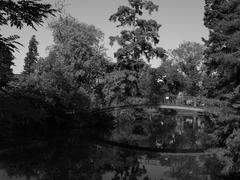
left=111, top=107, right=214, bottom=151
left=0, top=139, right=230, bottom=180
left=0, top=106, right=233, bottom=180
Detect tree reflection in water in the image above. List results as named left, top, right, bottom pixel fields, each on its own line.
left=119, top=107, right=216, bottom=150
left=0, top=138, right=236, bottom=180
left=0, top=107, right=236, bottom=180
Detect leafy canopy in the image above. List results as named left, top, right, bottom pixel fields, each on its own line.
left=22, top=16, right=110, bottom=111
left=170, top=41, right=205, bottom=96
left=109, top=0, right=165, bottom=66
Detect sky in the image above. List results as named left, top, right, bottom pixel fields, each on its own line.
left=1, top=0, right=209, bottom=73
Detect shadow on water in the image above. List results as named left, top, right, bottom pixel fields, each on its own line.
left=108, top=106, right=215, bottom=152
left=0, top=137, right=237, bottom=180
left=0, top=104, right=238, bottom=179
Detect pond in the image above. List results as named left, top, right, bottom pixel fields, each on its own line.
left=0, top=139, right=227, bottom=180
left=0, top=107, right=237, bottom=180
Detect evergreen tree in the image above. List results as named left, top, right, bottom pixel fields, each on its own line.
left=203, top=0, right=240, bottom=174
left=104, top=0, right=165, bottom=105
left=203, top=0, right=240, bottom=96
left=23, top=35, right=39, bottom=74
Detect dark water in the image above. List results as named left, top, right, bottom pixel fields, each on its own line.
left=0, top=139, right=225, bottom=180
left=0, top=108, right=233, bottom=180
left=111, top=108, right=214, bottom=151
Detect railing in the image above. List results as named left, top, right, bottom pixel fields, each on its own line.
left=149, top=95, right=228, bottom=109
left=91, top=95, right=229, bottom=114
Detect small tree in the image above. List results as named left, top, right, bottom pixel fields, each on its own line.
left=23, top=35, right=39, bottom=74
left=105, top=0, right=165, bottom=105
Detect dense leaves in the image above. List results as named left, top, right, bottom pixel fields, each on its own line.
left=152, top=61, right=185, bottom=96
left=0, top=45, right=14, bottom=89
left=138, top=62, right=185, bottom=101
left=203, top=0, right=240, bottom=175
left=170, top=41, right=205, bottom=96
left=21, top=16, right=111, bottom=112
left=203, top=0, right=240, bottom=96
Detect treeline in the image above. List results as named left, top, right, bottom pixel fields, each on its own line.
left=0, top=0, right=206, bottom=134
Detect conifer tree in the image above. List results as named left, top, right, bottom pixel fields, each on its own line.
left=23, top=35, right=39, bottom=74
left=203, top=0, right=240, bottom=174
left=203, top=0, right=240, bottom=96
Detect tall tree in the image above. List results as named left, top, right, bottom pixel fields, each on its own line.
left=203, top=0, right=240, bottom=96
left=23, top=35, right=39, bottom=74
left=0, top=0, right=56, bottom=90
left=105, top=0, right=165, bottom=105
left=203, top=0, right=240, bottom=174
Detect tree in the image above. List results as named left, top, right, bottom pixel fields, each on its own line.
left=170, top=41, right=205, bottom=96
left=0, top=46, right=14, bottom=90
left=23, top=16, right=110, bottom=111
left=153, top=61, right=185, bottom=96
left=104, top=0, right=165, bottom=105
left=0, top=0, right=56, bottom=90
left=203, top=0, right=240, bottom=175
left=23, top=35, right=39, bottom=74
left=203, top=0, right=240, bottom=96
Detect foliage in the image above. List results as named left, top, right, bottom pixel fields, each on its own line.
left=208, top=95, right=240, bottom=175
left=138, top=62, right=185, bottom=101
left=0, top=45, right=14, bottom=89
left=212, top=129, right=240, bottom=175
left=19, top=16, right=111, bottom=112
left=0, top=0, right=56, bottom=51
left=0, top=0, right=56, bottom=89
left=203, top=0, right=240, bottom=175
left=105, top=0, right=165, bottom=105
left=152, top=61, right=185, bottom=96
left=0, top=15, right=114, bottom=141
left=23, top=35, right=39, bottom=74
left=170, top=41, right=205, bottom=96
left=203, top=0, right=240, bottom=96
left=49, top=15, right=109, bottom=92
